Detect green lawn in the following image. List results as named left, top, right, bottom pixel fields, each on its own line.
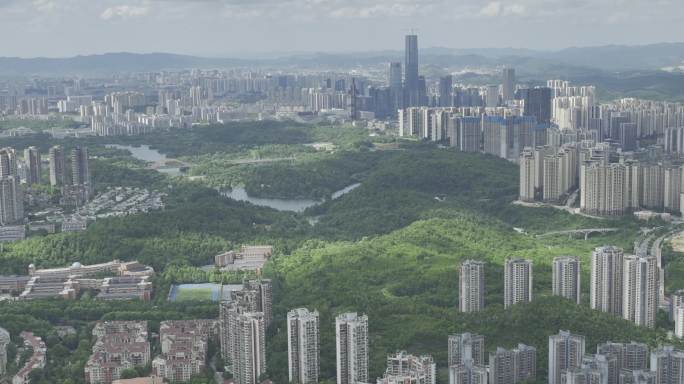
left=173, top=287, right=214, bottom=302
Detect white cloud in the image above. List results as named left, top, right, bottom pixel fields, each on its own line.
left=1, top=0, right=683, bottom=56
left=194, top=0, right=438, bottom=20
left=33, top=0, right=57, bottom=12
left=479, top=2, right=502, bottom=17
left=100, top=4, right=150, bottom=20
left=506, top=4, right=526, bottom=16
left=142, top=0, right=596, bottom=21
left=478, top=1, right=528, bottom=18
left=328, top=3, right=422, bottom=19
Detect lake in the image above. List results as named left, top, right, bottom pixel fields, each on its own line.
left=106, top=144, right=182, bottom=176
left=221, top=183, right=361, bottom=213
left=108, top=143, right=362, bottom=212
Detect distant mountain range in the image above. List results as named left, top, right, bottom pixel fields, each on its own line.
left=1, top=43, right=684, bottom=76
left=0, top=53, right=251, bottom=76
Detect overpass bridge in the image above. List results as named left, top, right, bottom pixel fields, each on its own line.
left=536, top=228, right=620, bottom=240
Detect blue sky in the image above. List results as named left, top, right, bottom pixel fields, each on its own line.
left=2, top=0, right=682, bottom=57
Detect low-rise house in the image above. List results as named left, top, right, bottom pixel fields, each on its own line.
left=214, top=245, right=273, bottom=271
left=85, top=321, right=150, bottom=384
left=152, top=320, right=218, bottom=383
left=13, top=332, right=47, bottom=384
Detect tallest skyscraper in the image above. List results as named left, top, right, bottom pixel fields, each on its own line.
left=502, top=67, right=516, bottom=102
left=404, top=34, right=420, bottom=107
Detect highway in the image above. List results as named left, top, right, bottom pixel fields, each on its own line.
left=536, top=228, right=619, bottom=239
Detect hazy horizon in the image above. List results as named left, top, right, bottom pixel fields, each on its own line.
left=2, top=0, right=682, bottom=58
left=3, top=40, right=684, bottom=60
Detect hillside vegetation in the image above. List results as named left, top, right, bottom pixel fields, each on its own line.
left=265, top=216, right=670, bottom=383
left=0, top=121, right=663, bottom=384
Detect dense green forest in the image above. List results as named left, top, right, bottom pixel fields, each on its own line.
left=0, top=184, right=311, bottom=274
left=0, top=118, right=81, bottom=132
left=0, top=121, right=677, bottom=384
left=264, top=215, right=667, bottom=383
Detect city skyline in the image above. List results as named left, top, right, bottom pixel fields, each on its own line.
left=1, top=0, right=683, bottom=58
left=2, top=6, right=684, bottom=383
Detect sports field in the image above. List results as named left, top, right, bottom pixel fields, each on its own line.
left=168, top=283, right=221, bottom=302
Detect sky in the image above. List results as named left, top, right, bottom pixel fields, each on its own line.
left=1, top=0, right=682, bottom=58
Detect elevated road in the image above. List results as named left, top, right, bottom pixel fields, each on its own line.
left=536, top=228, right=620, bottom=240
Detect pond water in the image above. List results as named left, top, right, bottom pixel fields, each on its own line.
left=106, top=144, right=182, bottom=176
left=221, top=182, right=361, bottom=213
left=108, top=144, right=362, bottom=212
left=221, top=187, right=320, bottom=212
